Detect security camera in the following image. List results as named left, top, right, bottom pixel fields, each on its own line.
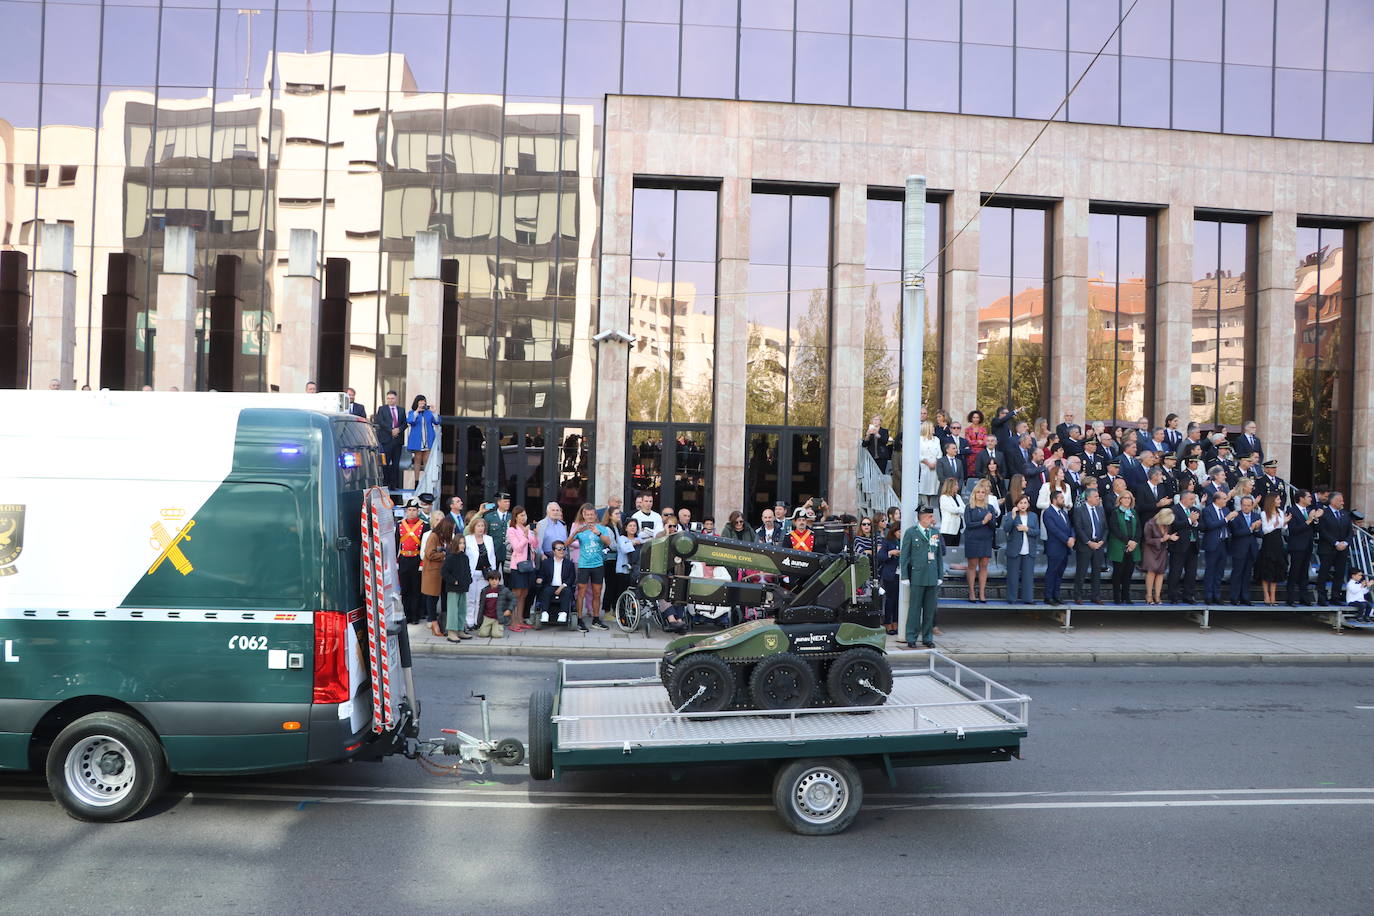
left=592, top=328, right=636, bottom=345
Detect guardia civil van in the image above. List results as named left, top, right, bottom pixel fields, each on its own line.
left=0, top=390, right=415, bottom=821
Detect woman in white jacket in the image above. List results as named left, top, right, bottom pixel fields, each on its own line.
left=1036, top=465, right=1073, bottom=540
left=917, top=421, right=941, bottom=502
left=464, top=515, right=498, bottom=629
left=938, top=477, right=966, bottom=574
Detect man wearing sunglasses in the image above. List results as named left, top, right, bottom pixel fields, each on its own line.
left=532, top=539, right=577, bottom=629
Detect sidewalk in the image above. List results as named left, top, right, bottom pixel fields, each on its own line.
left=407, top=606, right=1374, bottom=665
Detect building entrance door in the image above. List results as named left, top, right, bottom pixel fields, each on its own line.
left=442, top=419, right=593, bottom=520
left=744, top=427, right=827, bottom=522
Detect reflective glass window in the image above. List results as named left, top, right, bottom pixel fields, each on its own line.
left=1172, top=60, right=1222, bottom=131
left=965, top=0, right=1015, bottom=45
left=628, top=0, right=681, bottom=23
left=740, top=28, right=794, bottom=102
left=852, top=36, right=905, bottom=108
left=961, top=43, right=1013, bottom=116
left=0, top=1, right=41, bottom=85
left=624, top=22, right=681, bottom=96
left=1274, top=67, right=1324, bottom=138
left=1224, top=0, right=1275, bottom=67
left=1086, top=211, right=1153, bottom=425
left=795, top=31, right=850, bottom=105
left=1018, top=0, right=1067, bottom=50
left=854, top=0, right=906, bottom=38
left=1068, top=50, right=1118, bottom=124
left=977, top=203, right=1049, bottom=419
left=1324, top=71, right=1374, bottom=143
left=682, top=26, right=739, bottom=98
left=43, top=3, right=100, bottom=85
left=1190, top=218, right=1254, bottom=428
left=1274, top=0, right=1325, bottom=69
left=1017, top=48, right=1067, bottom=120
left=1173, top=0, right=1222, bottom=62
left=909, top=0, right=960, bottom=42
left=1069, top=0, right=1120, bottom=53
left=742, top=0, right=795, bottom=29
left=506, top=17, right=565, bottom=97
left=566, top=20, right=623, bottom=97
left=392, top=15, right=450, bottom=92
left=685, top=0, right=741, bottom=26
left=1121, top=55, right=1165, bottom=127
left=1292, top=225, right=1355, bottom=492
left=159, top=8, right=217, bottom=89
left=1120, top=0, right=1170, bottom=58
left=449, top=16, right=509, bottom=95
left=1223, top=64, right=1273, bottom=136
left=907, top=39, right=961, bottom=112
left=1326, top=0, right=1374, bottom=72
left=797, top=0, right=849, bottom=32
left=747, top=190, right=831, bottom=427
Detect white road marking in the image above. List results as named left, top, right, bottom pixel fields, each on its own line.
left=1355, top=705, right=1374, bottom=710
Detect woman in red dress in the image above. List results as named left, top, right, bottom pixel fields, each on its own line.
left=964, top=409, right=988, bottom=479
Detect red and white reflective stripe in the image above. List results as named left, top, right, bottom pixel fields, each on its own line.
left=361, top=497, right=381, bottom=733
left=371, top=497, right=392, bottom=731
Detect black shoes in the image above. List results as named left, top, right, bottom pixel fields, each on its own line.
left=577, top=619, right=589, bottom=632
left=592, top=618, right=609, bottom=630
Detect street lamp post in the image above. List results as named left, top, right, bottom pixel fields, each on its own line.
left=898, top=175, right=926, bottom=640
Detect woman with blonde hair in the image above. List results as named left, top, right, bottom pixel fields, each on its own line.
left=938, top=476, right=966, bottom=572
left=1142, top=507, right=1175, bottom=605
left=962, top=485, right=996, bottom=602
left=1230, top=476, right=1255, bottom=511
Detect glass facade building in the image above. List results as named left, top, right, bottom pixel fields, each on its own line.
left=2, top=0, right=1371, bottom=508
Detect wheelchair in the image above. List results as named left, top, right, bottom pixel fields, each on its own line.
left=611, top=588, right=691, bottom=637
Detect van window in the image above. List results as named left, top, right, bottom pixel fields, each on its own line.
left=123, top=481, right=307, bottom=610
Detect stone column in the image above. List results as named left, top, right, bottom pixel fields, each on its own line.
left=1350, top=224, right=1374, bottom=512
left=1255, top=212, right=1296, bottom=471
left=30, top=222, right=77, bottom=389
left=827, top=182, right=866, bottom=516
left=711, top=176, right=750, bottom=523
left=593, top=170, right=633, bottom=507
left=1153, top=202, right=1195, bottom=423
left=153, top=226, right=197, bottom=392
left=1050, top=197, right=1089, bottom=426
left=278, top=229, right=321, bottom=394
left=405, top=231, right=442, bottom=408
left=0, top=250, right=30, bottom=389
left=941, top=188, right=980, bottom=422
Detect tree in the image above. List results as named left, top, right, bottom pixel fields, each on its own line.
left=745, top=327, right=785, bottom=425
left=862, top=283, right=898, bottom=431
left=786, top=288, right=830, bottom=428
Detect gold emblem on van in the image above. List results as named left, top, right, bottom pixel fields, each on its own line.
left=0, top=504, right=24, bottom=577
left=148, top=508, right=196, bottom=576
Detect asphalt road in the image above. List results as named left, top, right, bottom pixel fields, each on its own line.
left=3, top=658, right=1373, bottom=915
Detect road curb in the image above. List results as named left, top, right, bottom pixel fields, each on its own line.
left=409, top=641, right=1373, bottom=665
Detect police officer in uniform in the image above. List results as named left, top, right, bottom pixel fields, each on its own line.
left=483, top=492, right=513, bottom=573
left=397, top=498, right=427, bottom=623
left=899, top=505, right=944, bottom=649
left=1254, top=459, right=1287, bottom=506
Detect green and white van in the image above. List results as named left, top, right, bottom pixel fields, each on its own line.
left=0, top=391, right=414, bottom=821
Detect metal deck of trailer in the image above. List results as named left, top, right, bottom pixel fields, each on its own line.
left=549, top=652, right=1030, bottom=773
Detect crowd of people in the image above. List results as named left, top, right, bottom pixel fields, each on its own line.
left=865, top=404, right=1368, bottom=616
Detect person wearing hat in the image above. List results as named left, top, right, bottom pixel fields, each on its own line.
left=1254, top=458, right=1287, bottom=507
left=1098, top=458, right=1123, bottom=512
left=788, top=507, right=815, bottom=552
left=1079, top=436, right=1105, bottom=477
left=899, top=506, right=944, bottom=648
left=483, top=492, right=513, bottom=569
left=397, top=499, right=427, bottom=624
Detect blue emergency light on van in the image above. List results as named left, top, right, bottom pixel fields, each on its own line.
left=279, top=445, right=301, bottom=455
left=338, top=450, right=360, bottom=469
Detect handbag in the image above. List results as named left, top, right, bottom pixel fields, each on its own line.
left=515, top=560, right=535, bottom=574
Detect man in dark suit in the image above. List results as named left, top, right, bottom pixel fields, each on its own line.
left=1072, top=489, right=1108, bottom=603
left=1119, top=442, right=1147, bottom=491
left=1098, top=458, right=1123, bottom=511
left=1174, top=422, right=1205, bottom=459
left=1232, top=420, right=1264, bottom=464
left=1227, top=495, right=1262, bottom=605
left=936, top=440, right=965, bottom=490
left=1229, top=454, right=1260, bottom=489
left=1286, top=489, right=1320, bottom=606
left=346, top=386, right=367, bottom=419
left=1200, top=490, right=1236, bottom=604
left=1079, top=438, right=1105, bottom=477
left=1315, top=491, right=1353, bottom=606
left=1136, top=467, right=1174, bottom=517
left=373, top=389, right=405, bottom=489
left=1041, top=490, right=1075, bottom=606
left=1163, top=415, right=1184, bottom=452
left=1167, top=491, right=1202, bottom=603
left=532, top=540, right=578, bottom=629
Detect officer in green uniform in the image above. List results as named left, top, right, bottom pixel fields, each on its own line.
left=899, top=505, right=944, bottom=649
left=483, top=492, right=512, bottom=570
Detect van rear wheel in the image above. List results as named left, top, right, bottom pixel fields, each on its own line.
left=46, top=712, right=168, bottom=822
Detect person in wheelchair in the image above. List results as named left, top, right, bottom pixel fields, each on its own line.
left=532, top=540, right=577, bottom=630
left=662, top=600, right=690, bottom=634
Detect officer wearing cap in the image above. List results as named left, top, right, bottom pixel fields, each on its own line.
left=1098, top=457, right=1123, bottom=509
left=1254, top=458, right=1287, bottom=506
left=899, top=505, right=943, bottom=649
left=483, top=492, right=513, bottom=569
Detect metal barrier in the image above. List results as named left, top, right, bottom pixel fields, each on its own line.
left=857, top=447, right=900, bottom=521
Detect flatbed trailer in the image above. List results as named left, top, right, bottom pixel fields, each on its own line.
left=526, top=651, right=1030, bottom=835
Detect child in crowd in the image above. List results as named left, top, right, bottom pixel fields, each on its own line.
left=475, top=568, right=515, bottom=638
left=1344, top=569, right=1371, bottom=622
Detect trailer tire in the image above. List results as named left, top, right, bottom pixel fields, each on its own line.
left=772, top=757, right=863, bottom=836
left=749, top=653, right=816, bottom=710
left=826, top=649, right=893, bottom=708
left=46, top=712, right=168, bottom=823
left=528, top=689, right=555, bottom=781
left=667, top=653, right=735, bottom=713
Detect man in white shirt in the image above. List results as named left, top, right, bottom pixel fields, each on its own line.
left=629, top=491, right=660, bottom=536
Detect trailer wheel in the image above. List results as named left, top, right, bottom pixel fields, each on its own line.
left=749, top=653, right=816, bottom=710
left=528, top=690, right=555, bottom=781
left=826, top=649, right=893, bottom=708
left=46, top=712, right=168, bottom=823
left=493, top=738, right=526, bottom=766
left=772, top=757, right=864, bottom=836
left=667, top=654, right=735, bottom=713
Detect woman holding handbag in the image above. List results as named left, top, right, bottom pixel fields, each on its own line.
left=464, top=515, right=498, bottom=632
left=504, top=505, right=540, bottom=632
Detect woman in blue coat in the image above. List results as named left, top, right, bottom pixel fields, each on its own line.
left=406, top=394, right=440, bottom=477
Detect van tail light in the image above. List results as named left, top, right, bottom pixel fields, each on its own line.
left=313, top=611, right=350, bottom=704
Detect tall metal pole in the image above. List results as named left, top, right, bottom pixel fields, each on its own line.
left=897, top=176, right=927, bottom=641
left=900, top=175, right=926, bottom=528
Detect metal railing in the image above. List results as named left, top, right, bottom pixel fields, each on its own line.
left=1283, top=480, right=1373, bottom=574
left=857, top=446, right=900, bottom=521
